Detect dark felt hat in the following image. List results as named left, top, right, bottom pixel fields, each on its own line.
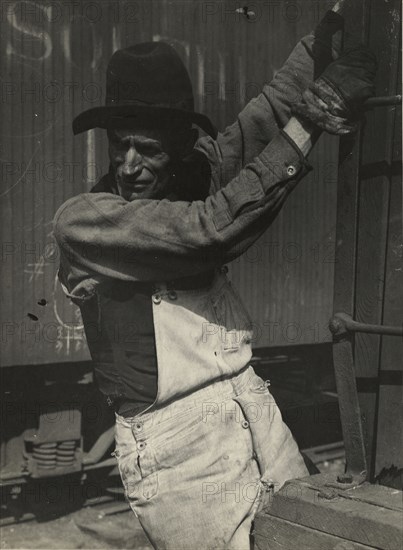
left=73, top=42, right=217, bottom=139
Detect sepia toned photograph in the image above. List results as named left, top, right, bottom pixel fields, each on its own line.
left=0, top=0, right=402, bottom=548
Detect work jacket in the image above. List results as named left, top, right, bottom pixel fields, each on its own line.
left=54, top=30, right=335, bottom=409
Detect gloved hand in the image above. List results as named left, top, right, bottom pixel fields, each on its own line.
left=292, top=46, right=377, bottom=135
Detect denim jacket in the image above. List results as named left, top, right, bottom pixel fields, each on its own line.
left=54, top=28, right=337, bottom=406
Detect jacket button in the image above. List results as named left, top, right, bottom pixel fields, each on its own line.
left=137, top=441, right=146, bottom=451
left=152, top=294, right=162, bottom=305
left=168, top=291, right=177, bottom=300
left=287, top=165, right=297, bottom=176
left=241, top=420, right=249, bottom=429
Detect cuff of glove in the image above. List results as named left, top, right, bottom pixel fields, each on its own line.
left=292, top=78, right=360, bottom=136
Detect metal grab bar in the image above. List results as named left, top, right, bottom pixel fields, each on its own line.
left=364, top=95, right=402, bottom=109
left=329, top=312, right=403, bottom=338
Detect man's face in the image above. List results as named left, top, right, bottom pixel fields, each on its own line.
left=108, top=126, right=173, bottom=202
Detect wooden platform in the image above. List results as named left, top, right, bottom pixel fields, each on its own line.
left=254, top=474, right=403, bottom=550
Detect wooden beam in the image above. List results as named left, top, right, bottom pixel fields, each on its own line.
left=261, top=475, right=403, bottom=549
left=254, top=514, right=374, bottom=550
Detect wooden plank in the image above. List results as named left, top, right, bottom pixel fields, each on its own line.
left=373, top=31, right=403, bottom=480
left=254, top=514, right=374, bottom=550
left=330, top=0, right=370, bottom=478
left=331, top=0, right=369, bottom=317
left=353, top=0, right=401, bottom=479
left=266, top=477, right=403, bottom=549
left=343, top=482, right=403, bottom=511
left=332, top=337, right=367, bottom=475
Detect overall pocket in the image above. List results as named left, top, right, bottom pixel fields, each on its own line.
left=236, top=372, right=308, bottom=492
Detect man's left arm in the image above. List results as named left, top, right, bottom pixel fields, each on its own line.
left=195, top=10, right=343, bottom=192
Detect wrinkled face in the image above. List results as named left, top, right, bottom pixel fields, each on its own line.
left=108, top=126, right=173, bottom=202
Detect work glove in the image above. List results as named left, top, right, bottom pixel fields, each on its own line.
left=292, top=45, right=377, bottom=135
left=267, top=10, right=344, bottom=126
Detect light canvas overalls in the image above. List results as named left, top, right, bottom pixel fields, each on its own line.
left=111, top=270, right=308, bottom=549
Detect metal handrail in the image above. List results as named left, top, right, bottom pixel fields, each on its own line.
left=364, top=95, right=402, bottom=109
left=329, top=312, right=403, bottom=338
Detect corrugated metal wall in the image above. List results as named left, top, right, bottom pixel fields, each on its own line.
left=1, top=0, right=338, bottom=367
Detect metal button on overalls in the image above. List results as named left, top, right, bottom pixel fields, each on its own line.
left=137, top=441, right=146, bottom=451
left=287, top=165, right=297, bottom=176
left=152, top=294, right=162, bottom=305
left=241, top=420, right=249, bottom=429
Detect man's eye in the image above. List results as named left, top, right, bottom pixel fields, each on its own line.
left=140, top=144, right=161, bottom=155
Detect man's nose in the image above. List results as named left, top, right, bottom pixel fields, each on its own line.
left=122, top=147, right=142, bottom=175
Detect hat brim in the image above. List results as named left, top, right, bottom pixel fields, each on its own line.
left=73, top=105, right=217, bottom=139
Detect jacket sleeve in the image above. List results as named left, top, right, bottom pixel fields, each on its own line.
left=54, top=131, right=311, bottom=290
left=196, top=12, right=342, bottom=192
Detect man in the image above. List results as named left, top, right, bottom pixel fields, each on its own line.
left=54, top=10, right=376, bottom=549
